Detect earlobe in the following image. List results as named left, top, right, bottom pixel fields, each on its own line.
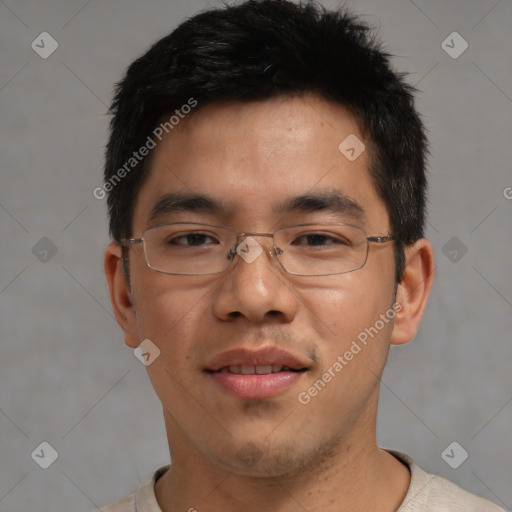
left=390, top=238, right=435, bottom=346
left=104, top=242, right=139, bottom=348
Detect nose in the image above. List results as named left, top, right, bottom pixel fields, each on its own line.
left=212, top=235, right=299, bottom=324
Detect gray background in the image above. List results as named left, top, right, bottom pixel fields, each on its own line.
left=1, top=0, right=511, bottom=510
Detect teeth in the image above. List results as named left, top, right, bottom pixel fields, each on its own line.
left=219, top=365, right=296, bottom=374
left=255, top=365, right=272, bottom=375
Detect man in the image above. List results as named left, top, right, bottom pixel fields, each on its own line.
left=101, top=1, right=504, bottom=510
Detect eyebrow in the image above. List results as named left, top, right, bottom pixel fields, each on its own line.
left=148, top=189, right=365, bottom=225
left=148, top=192, right=222, bottom=224
left=275, top=190, right=365, bottom=221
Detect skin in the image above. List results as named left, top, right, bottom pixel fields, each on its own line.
left=105, top=94, right=434, bottom=512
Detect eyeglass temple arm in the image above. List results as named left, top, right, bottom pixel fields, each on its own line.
left=120, top=237, right=144, bottom=245
left=367, top=236, right=394, bottom=244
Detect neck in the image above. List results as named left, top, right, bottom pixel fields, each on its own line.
left=155, top=413, right=410, bottom=512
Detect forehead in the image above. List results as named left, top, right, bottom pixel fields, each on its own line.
left=132, top=94, right=388, bottom=231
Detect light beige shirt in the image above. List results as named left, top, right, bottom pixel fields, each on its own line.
left=98, top=451, right=505, bottom=511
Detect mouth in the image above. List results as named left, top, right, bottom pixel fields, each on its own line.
left=214, top=364, right=307, bottom=375
left=205, top=347, right=309, bottom=400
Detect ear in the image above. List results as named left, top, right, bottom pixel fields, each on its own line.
left=104, top=242, right=140, bottom=348
left=391, top=238, right=435, bottom=346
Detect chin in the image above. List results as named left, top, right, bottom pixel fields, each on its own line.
left=206, top=435, right=338, bottom=478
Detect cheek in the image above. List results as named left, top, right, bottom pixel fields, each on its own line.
left=294, top=271, right=393, bottom=343
left=132, top=282, right=214, bottom=412
left=293, top=274, right=394, bottom=396
left=294, top=292, right=394, bottom=430
left=131, top=273, right=216, bottom=363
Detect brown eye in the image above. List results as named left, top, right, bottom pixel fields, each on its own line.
left=292, top=234, right=348, bottom=247
left=168, top=233, right=217, bottom=246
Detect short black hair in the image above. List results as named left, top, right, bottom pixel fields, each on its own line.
left=105, top=0, right=428, bottom=282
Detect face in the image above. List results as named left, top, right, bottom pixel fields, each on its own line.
left=111, top=94, right=404, bottom=477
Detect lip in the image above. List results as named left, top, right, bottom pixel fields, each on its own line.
left=209, top=371, right=304, bottom=399
left=206, top=347, right=308, bottom=372
left=205, top=347, right=309, bottom=400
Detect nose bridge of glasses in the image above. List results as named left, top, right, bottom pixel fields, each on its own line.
left=237, top=232, right=274, bottom=239
left=228, top=232, right=280, bottom=267
left=235, top=232, right=277, bottom=252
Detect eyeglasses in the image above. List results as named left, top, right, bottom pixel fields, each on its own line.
left=121, top=222, right=393, bottom=277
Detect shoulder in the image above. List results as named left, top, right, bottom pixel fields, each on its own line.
left=420, top=475, right=505, bottom=512
left=95, top=465, right=170, bottom=512
left=388, top=450, right=505, bottom=512
left=97, top=493, right=136, bottom=512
